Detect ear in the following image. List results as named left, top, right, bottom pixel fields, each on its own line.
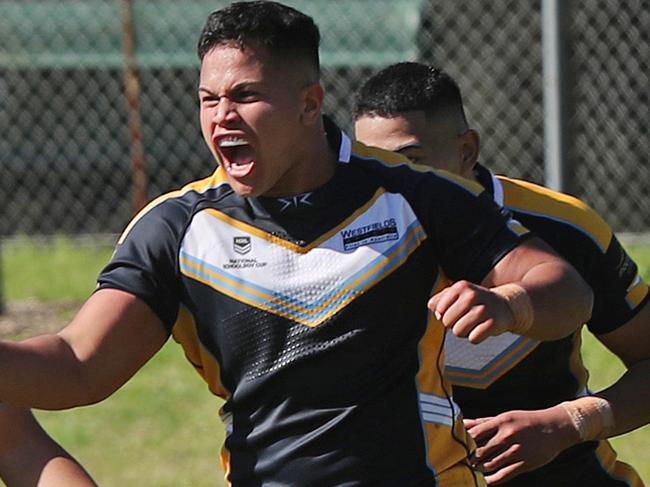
left=300, top=83, right=325, bottom=126
left=459, top=129, right=480, bottom=177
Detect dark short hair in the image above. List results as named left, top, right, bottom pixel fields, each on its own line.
left=197, top=1, right=320, bottom=74
left=354, top=62, right=467, bottom=125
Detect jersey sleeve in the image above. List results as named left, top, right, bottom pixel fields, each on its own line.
left=96, top=200, right=186, bottom=332
left=499, top=175, right=650, bottom=335
left=419, top=172, right=531, bottom=284
left=587, top=235, right=650, bottom=334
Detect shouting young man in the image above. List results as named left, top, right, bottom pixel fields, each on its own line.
left=0, top=4, right=592, bottom=486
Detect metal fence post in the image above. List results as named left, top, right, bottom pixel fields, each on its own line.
left=122, top=0, right=147, bottom=214
left=542, top=0, right=572, bottom=193
left=0, top=240, right=5, bottom=314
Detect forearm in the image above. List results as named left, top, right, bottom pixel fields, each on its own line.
left=2, top=448, right=98, bottom=487
left=1, top=291, right=168, bottom=410
left=591, top=358, right=650, bottom=437
left=0, top=335, right=96, bottom=409
left=0, top=405, right=97, bottom=486
left=3, top=456, right=99, bottom=487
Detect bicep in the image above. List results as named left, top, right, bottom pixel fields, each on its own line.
left=57, top=288, right=169, bottom=403
left=597, top=302, right=650, bottom=367
left=481, top=237, right=566, bottom=287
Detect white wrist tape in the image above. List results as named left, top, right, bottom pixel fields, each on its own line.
left=560, top=396, right=615, bottom=441
left=493, top=283, right=534, bottom=335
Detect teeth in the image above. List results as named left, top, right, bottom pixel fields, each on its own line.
left=218, top=137, right=247, bottom=148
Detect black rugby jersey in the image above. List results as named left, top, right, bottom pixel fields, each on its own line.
left=445, top=163, right=649, bottom=486
left=97, top=127, right=529, bottom=486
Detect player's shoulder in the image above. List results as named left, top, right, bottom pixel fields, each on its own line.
left=497, top=174, right=613, bottom=248
left=351, top=140, right=412, bottom=167
left=351, top=140, right=484, bottom=196
left=117, top=169, right=231, bottom=244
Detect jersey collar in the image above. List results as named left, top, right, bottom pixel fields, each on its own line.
left=323, top=114, right=352, bottom=163
left=474, top=162, right=505, bottom=207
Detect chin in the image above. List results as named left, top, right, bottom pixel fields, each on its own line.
left=228, top=178, right=262, bottom=198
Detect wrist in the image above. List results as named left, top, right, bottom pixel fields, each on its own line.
left=559, top=396, right=615, bottom=442
left=549, top=404, right=583, bottom=448
left=492, top=283, right=534, bottom=334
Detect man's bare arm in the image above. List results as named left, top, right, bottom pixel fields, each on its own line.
left=594, top=302, right=650, bottom=436
left=429, top=237, right=593, bottom=343
left=0, top=289, right=168, bottom=409
left=464, top=300, right=650, bottom=484
left=0, top=404, right=98, bottom=487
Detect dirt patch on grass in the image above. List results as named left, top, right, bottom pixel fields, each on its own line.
left=0, top=299, right=82, bottom=338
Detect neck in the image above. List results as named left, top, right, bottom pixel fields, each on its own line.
left=265, top=122, right=338, bottom=198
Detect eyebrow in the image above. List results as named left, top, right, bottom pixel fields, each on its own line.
left=198, top=87, right=216, bottom=96
left=394, top=142, right=423, bottom=153
left=198, top=80, right=260, bottom=96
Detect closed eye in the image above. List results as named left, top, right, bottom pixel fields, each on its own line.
left=201, top=96, right=219, bottom=105
left=233, top=90, right=259, bottom=102
left=199, top=90, right=220, bottom=106
left=396, top=148, right=425, bottom=165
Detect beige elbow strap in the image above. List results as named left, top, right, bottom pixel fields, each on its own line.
left=492, top=283, right=534, bottom=335
left=560, top=396, right=615, bottom=441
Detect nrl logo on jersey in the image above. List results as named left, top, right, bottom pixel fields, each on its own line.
left=340, top=218, right=399, bottom=251
left=226, top=237, right=268, bottom=269
left=233, top=236, right=252, bottom=255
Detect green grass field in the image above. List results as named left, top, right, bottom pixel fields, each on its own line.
left=1, top=238, right=649, bottom=486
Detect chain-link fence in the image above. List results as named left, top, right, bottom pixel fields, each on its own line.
left=2, top=0, right=648, bottom=236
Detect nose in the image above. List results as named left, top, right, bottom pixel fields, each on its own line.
left=214, top=97, right=239, bottom=126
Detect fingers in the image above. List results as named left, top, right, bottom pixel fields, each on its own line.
left=463, top=416, right=494, bottom=430
left=476, top=442, right=520, bottom=470
left=428, top=281, right=512, bottom=343
left=468, top=414, right=533, bottom=483
left=467, top=320, right=498, bottom=344
left=471, top=438, right=526, bottom=485
left=473, top=424, right=513, bottom=463
left=468, top=409, right=569, bottom=484
left=469, top=414, right=522, bottom=465
left=464, top=416, right=497, bottom=440
left=428, top=282, right=486, bottom=336
left=483, top=460, right=526, bottom=485
left=428, top=284, right=460, bottom=321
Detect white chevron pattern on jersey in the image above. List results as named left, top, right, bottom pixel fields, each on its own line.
left=179, top=190, right=426, bottom=327
left=444, top=331, right=539, bottom=388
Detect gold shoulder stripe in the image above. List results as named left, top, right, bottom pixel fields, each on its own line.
left=353, top=140, right=448, bottom=174
left=351, top=140, right=413, bottom=165
left=351, top=141, right=485, bottom=198
left=498, top=176, right=612, bottom=250
left=627, top=278, right=649, bottom=307
left=117, top=169, right=223, bottom=245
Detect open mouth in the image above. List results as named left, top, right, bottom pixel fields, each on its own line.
left=218, top=136, right=255, bottom=177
